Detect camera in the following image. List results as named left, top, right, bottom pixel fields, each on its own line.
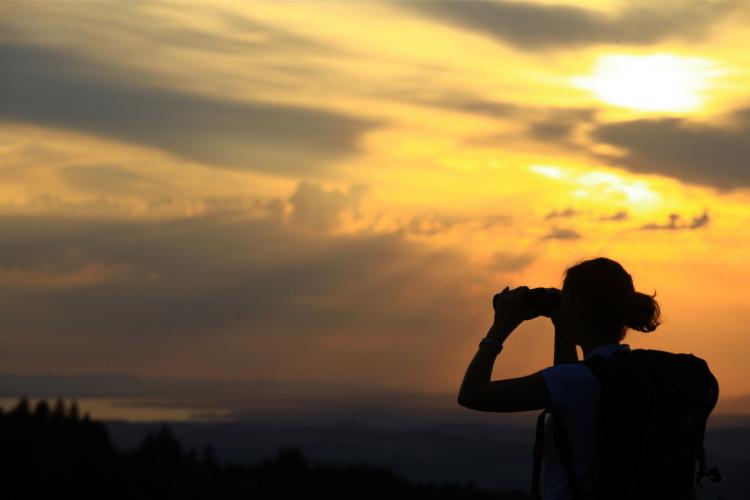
left=524, top=287, right=562, bottom=319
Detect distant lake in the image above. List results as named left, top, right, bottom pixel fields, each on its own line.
left=0, top=397, right=234, bottom=422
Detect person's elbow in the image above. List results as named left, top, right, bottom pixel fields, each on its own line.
left=457, top=389, right=478, bottom=409
left=455, top=375, right=551, bottom=412
left=457, top=390, right=467, bottom=407
left=457, top=383, right=503, bottom=410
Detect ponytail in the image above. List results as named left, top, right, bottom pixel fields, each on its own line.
left=621, top=290, right=661, bottom=333
left=563, top=257, right=662, bottom=342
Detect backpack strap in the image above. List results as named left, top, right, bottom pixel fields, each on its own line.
left=530, top=409, right=550, bottom=498
left=530, top=408, right=586, bottom=500
left=552, top=411, right=586, bottom=500
left=695, top=364, right=722, bottom=489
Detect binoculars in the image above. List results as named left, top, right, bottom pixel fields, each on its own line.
left=493, top=287, right=562, bottom=319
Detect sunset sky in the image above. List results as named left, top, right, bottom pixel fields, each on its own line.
left=1, top=0, right=749, bottom=415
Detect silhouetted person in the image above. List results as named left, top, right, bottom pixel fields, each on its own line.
left=458, top=257, right=719, bottom=500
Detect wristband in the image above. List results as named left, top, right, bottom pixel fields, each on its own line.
left=479, top=336, right=504, bottom=352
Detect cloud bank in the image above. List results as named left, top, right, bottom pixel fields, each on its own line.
left=398, top=0, right=738, bottom=50
left=0, top=43, right=380, bottom=175
left=0, top=181, right=536, bottom=387
left=592, top=111, right=750, bottom=191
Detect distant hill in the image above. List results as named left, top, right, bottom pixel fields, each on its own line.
left=2, top=371, right=749, bottom=420
left=0, top=396, right=532, bottom=499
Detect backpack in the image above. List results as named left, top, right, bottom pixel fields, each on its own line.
left=531, top=348, right=721, bottom=500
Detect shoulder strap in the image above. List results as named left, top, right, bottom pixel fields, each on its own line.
left=531, top=409, right=550, bottom=498
left=695, top=361, right=722, bottom=489
left=530, top=408, right=587, bottom=500
left=553, top=412, right=585, bottom=500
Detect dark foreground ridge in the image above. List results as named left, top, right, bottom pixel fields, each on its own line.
left=0, top=397, right=531, bottom=499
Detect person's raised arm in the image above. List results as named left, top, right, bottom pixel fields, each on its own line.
left=552, top=313, right=578, bottom=365
left=457, top=286, right=550, bottom=412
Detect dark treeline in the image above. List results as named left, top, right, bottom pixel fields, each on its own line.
left=0, top=397, right=531, bottom=499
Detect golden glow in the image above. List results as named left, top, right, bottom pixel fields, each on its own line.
left=530, top=165, right=565, bottom=179
left=572, top=53, right=724, bottom=112
left=2, top=2, right=750, bottom=398
left=575, top=171, right=659, bottom=205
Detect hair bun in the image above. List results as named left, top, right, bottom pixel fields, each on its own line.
left=621, top=291, right=661, bottom=332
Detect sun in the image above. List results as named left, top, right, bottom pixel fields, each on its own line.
left=571, top=53, right=723, bottom=113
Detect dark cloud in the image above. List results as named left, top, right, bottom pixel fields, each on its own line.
left=641, top=211, right=710, bottom=231
left=544, top=207, right=579, bottom=220
left=526, top=108, right=596, bottom=143
left=416, top=95, right=520, bottom=119
left=592, top=111, right=750, bottom=191
left=454, top=104, right=596, bottom=150
left=690, top=211, right=710, bottom=229
left=398, top=0, right=738, bottom=50
left=402, top=91, right=596, bottom=126
left=529, top=121, right=575, bottom=141
left=0, top=43, right=380, bottom=175
left=382, top=86, right=597, bottom=151
left=542, top=227, right=582, bottom=240
left=600, top=210, right=629, bottom=222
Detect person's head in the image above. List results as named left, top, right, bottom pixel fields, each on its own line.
left=558, top=257, right=660, bottom=347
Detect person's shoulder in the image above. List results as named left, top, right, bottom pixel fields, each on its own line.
left=542, top=361, right=591, bottom=377
left=541, top=362, right=599, bottom=389
left=541, top=362, right=600, bottom=413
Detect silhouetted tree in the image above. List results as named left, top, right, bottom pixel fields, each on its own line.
left=274, top=446, right=308, bottom=474
left=52, top=397, right=66, bottom=418
left=201, top=444, right=219, bottom=469
left=68, top=399, right=79, bottom=420
left=34, top=400, right=51, bottom=418
left=139, top=424, right=183, bottom=463
left=0, top=396, right=532, bottom=500
left=10, top=396, right=31, bottom=417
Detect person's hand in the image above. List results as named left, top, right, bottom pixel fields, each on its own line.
left=489, top=285, right=531, bottom=341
